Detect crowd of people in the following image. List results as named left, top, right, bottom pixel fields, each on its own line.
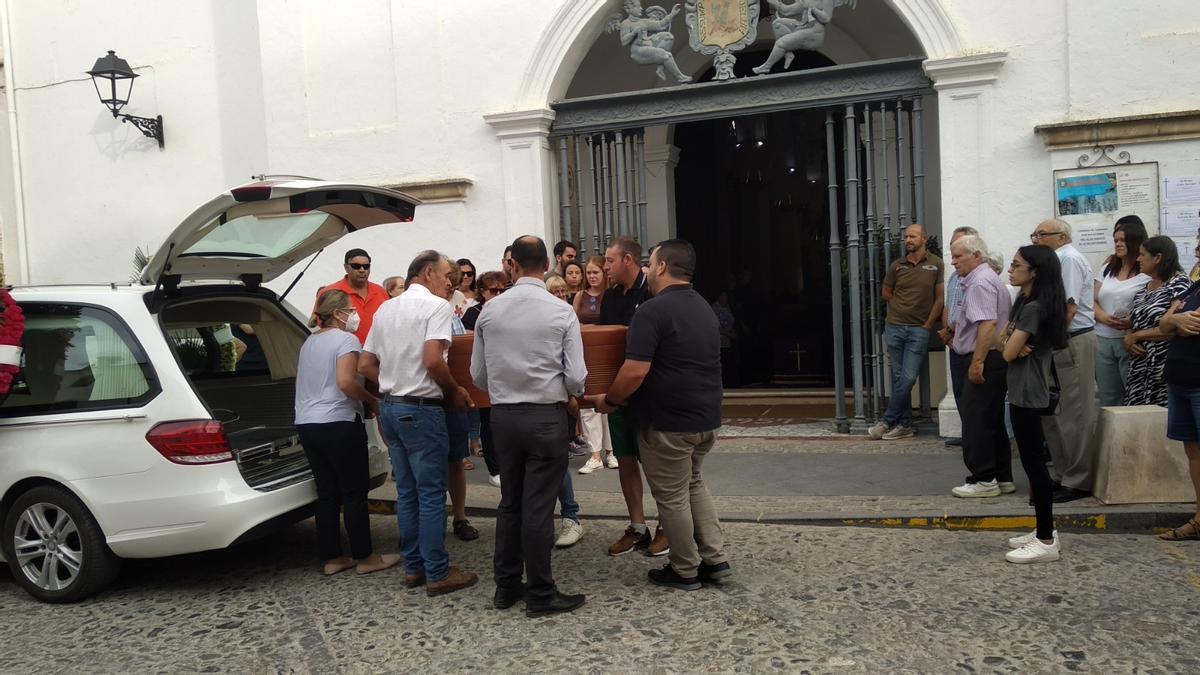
left=294, top=235, right=728, bottom=616
left=290, top=214, right=1200, bottom=603
left=878, top=218, right=1200, bottom=562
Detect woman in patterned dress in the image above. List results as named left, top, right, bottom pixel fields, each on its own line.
left=1123, top=236, right=1191, bottom=406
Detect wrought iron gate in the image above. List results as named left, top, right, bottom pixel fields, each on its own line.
left=823, top=95, right=932, bottom=433
left=554, top=130, right=649, bottom=257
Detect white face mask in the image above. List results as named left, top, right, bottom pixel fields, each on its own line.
left=341, top=310, right=361, bottom=333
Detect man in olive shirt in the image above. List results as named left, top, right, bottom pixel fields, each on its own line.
left=870, top=224, right=945, bottom=440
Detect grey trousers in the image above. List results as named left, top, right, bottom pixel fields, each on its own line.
left=637, top=428, right=727, bottom=578
left=490, top=403, right=568, bottom=603
left=1042, top=331, right=1098, bottom=491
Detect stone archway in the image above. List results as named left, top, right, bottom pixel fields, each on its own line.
left=515, top=0, right=965, bottom=110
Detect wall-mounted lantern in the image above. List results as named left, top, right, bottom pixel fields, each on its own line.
left=86, top=50, right=164, bottom=148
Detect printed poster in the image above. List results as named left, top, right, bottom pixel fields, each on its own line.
left=1053, top=162, right=1160, bottom=275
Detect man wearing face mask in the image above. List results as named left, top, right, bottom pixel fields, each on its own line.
left=314, top=248, right=390, bottom=345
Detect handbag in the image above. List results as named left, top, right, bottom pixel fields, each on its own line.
left=1035, top=361, right=1062, bottom=416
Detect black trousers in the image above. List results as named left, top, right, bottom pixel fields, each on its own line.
left=296, top=420, right=373, bottom=560
left=489, top=403, right=568, bottom=603
left=479, top=408, right=500, bottom=477
left=959, top=350, right=1013, bottom=483
left=949, top=350, right=969, bottom=405
left=1010, top=405, right=1056, bottom=540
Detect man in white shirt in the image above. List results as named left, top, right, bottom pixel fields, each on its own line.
left=471, top=236, right=588, bottom=618
left=1032, top=219, right=1099, bottom=502
left=360, top=250, right=478, bottom=597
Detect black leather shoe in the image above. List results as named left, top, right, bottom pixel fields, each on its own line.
left=648, top=564, right=701, bottom=591
left=1052, top=486, right=1092, bottom=503
left=525, top=591, right=585, bottom=618
left=493, top=584, right=526, bottom=610
left=697, top=561, right=733, bottom=583
left=944, top=438, right=963, bottom=447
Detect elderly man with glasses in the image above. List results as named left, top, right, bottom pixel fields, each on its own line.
left=1031, top=219, right=1098, bottom=503
left=313, top=248, right=390, bottom=345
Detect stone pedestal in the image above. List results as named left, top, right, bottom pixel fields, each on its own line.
left=1093, top=406, right=1195, bottom=505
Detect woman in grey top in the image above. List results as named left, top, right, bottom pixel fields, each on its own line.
left=295, top=290, right=397, bottom=576
left=997, top=245, right=1068, bottom=564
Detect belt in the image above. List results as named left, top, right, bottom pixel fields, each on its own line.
left=1069, top=327, right=1094, bottom=338
left=383, top=394, right=444, bottom=406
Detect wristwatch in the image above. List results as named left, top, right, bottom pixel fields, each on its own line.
left=604, top=395, right=622, bottom=408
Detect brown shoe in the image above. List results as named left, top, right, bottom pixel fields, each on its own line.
left=453, top=519, right=480, bottom=541
left=608, top=525, right=651, bottom=556
left=404, top=572, right=427, bottom=588
left=426, top=566, right=479, bottom=597
left=647, top=525, right=670, bottom=557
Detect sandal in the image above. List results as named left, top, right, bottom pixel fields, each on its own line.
left=1159, top=518, right=1200, bottom=541
left=462, top=458, right=475, bottom=470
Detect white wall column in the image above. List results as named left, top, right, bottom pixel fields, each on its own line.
left=922, top=51, right=1007, bottom=437
left=483, top=109, right=558, bottom=245
left=643, top=125, right=679, bottom=245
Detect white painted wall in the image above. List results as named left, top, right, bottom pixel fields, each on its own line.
left=0, top=0, right=1196, bottom=325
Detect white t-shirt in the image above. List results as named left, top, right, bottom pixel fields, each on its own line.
left=1093, top=271, right=1151, bottom=338
left=363, top=283, right=453, bottom=399
left=294, top=329, right=363, bottom=424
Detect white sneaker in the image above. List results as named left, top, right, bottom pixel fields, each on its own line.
left=952, top=480, right=1001, bottom=498
left=1007, top=529, right=1058, bottom=549
left=881, top=425, right=915, bottom=440
left=998, top=481, right=1017, bottom=494
left=1005, top=533, right=1061, bottom=563
left=578, top=457, right=604, bottom=474
left=488, top=474, right=501, bottom=488
left=867, top=421, right=889, bottom=440
left=555, top=519, right=583, bottom=548
left=604, top=454, right=620, bottom=469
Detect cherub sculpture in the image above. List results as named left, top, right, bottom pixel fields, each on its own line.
left=607, top=0, right=691, bottom=83
left=752, top=0, right=857, bottom=75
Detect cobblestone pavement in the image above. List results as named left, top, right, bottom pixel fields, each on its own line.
left=2, top=517, right=1199, bottom=673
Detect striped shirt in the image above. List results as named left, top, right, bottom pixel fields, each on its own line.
left=945, top=272, right=965, bottom=327
left=951, top=263, right=1011, bottom=356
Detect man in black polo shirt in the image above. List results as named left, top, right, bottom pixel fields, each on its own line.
left=591, top=239, right=730, bottom=591
left=599, top=236, right=669, bottom=558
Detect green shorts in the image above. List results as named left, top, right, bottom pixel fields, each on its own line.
left=607, top=408, right=640, bottom=459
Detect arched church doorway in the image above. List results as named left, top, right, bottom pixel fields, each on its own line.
left=548, top=2, right=944, bottom=431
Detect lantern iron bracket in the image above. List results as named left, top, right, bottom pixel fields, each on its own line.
left=119, top=113, right=164, bottom=148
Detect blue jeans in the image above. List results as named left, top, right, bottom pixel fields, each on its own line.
left=883, top=324, right=930, bottom=428
left=1167, top=383, right=1200, bottom=443
left=467, top=409, right=481, bottom=442
left=560, top=471, right=579, bottom=523
left=379, top=399, right=450, bottom=582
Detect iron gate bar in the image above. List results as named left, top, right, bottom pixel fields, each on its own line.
left=894, top=99, right=908, bottom=233
left=863, top=105, right=883, bottom=421
left=879, top=102, right=893, bottom=272
left=619, top=130, right=628, bottom=236
left=573, top=136, right=589, bottom=254
left=912, top=96, right=933, bottom=421
left=588, top=136, right=602, bottom=255
left=550, top=58, right=931, bottom=136
left=557, top=137, right=572, bottom=243
left=636, top=131, right=649, bottom=246
left=600, top=134, right=612, bottom=245
left=844, top=105, right=866, bottom=427
left=826, top=109, right=848, bottom=433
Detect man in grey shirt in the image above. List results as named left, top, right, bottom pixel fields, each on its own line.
left=471, top=235, right=588, bottom=618
left=1032, top=219, right=1098, bottom=502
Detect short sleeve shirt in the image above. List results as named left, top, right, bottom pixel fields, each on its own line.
left=625, top=285, right=723, bottom=432
left=1166, top=281, right=1200, bottom=388
left=599, top=272, right=652, bottom=327
left=1056, top=244, right=1095, bottom=332
left=362, top=284, right=453, bottom=399
left=295, top=329, right=363, bottom=424
left=883, top=253, right=944, bottom=326
left=316, top=278, right=390, bottom=345
left=1005, top=298, right=1054, bottom=409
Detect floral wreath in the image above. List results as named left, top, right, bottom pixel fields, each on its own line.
left=0, top=287, right=24, bottom=401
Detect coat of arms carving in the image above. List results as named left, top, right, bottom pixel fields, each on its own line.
left=684, top=0, right=760, bottom=80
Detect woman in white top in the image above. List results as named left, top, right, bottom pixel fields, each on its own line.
left=295, top=290, right=397, bottom=576
left=1093, top=216, right=1150, bottom=406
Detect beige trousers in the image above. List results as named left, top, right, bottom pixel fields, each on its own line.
left=1042, top=331, right=1098, bottom=491
left=637, top=428, right=727, bottom=577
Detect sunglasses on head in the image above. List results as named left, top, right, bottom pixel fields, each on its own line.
left=348, top=263, right=371, bottom=271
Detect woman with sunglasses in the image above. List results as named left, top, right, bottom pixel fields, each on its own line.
left=462, top=271, right=508, bottom=486
left=997, top=246, right=1068, bottom=563
left=456, top=258, right=479, bottom=306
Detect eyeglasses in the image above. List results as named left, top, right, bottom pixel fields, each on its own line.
left=348, top=263, right=371, bottom=270
left=1009, top=261, right=1030, bottom=270
left=483, top=286, right=505, bottom=294
left=1029, top=230, right=1063, bottom=241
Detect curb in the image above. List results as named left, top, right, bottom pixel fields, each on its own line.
left=367, top=498, right=1193, bottom=535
